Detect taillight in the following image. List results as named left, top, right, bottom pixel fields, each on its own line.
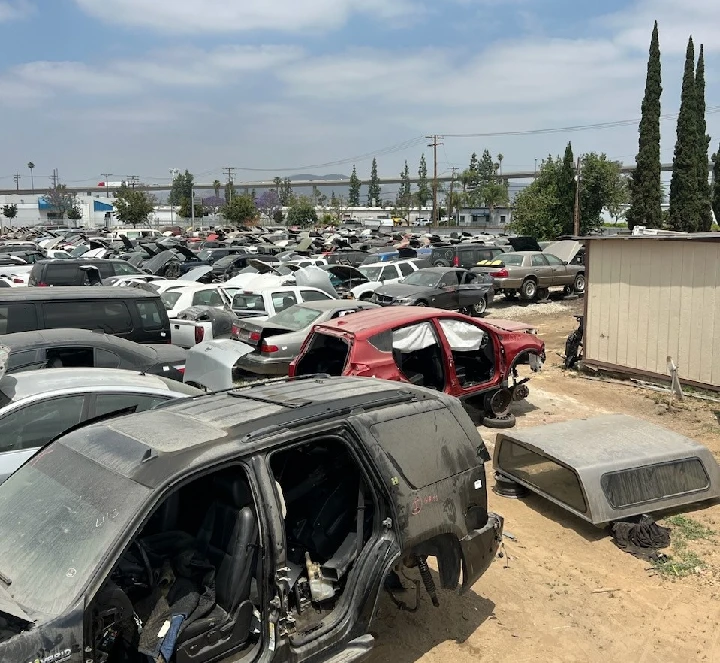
left=37, top=282, right=48, bottom=287
left=249, top=331, right=261, bottom=342
left=452, top=256, right=460, bottom=267
left=491, top=269, right=509, bottom=278
left=261, top=342, right=279, bottom=353
left=194, top=326, right=205, bottom=344
left=175, top=365, right=185, bottom=374
left=13, top=278, right=23, bottom=284
left=231, top=324, right=240, bottom=336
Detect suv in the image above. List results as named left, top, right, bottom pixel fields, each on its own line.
left=430, top=244, right=505, bottom=268
left=0, top=376, right=502, bottom=662
left=28, top=258, right=145, bottom=286
left=0, top=286, right=170, bottom=343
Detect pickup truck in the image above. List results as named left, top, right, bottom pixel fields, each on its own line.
left=169, top=306, right=236, bottom=348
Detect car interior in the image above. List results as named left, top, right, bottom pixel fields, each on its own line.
left=293, top=333, right=350, bottom=376
left=438, top=319, right=495, bottom=387
left=92, top=466, right=261, bottom=663
left=391, top=322, right=446, bottom=391
left=270, top=439, right=376, bottom=638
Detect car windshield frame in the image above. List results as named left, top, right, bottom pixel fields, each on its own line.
left=266, top=305, right=324, bottom=331
left=401, top=271, right=443, bottom=288
left=0, top=442, right=150, bottom=619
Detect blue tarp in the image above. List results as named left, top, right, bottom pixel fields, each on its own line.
left=94, top=200, right=113, bottom=212
left=38, top=198, right=53, bottom=210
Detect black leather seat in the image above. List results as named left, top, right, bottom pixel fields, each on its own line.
left=178, top=476, right=258, bottom=643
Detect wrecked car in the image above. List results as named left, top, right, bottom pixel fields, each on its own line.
left=0, top=376, right=502, bottom=662
left=289, top=307, right=545, bottom=426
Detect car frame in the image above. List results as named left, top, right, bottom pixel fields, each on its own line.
left=0, top=376, right=502, bottom=663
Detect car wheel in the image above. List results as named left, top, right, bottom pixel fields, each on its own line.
left=415, top=300, right=428, bottom=306
left=520, top=279, right=537, bottom=301
left=537, top=287, right=550, bottom=302
left=563, top=285, right=573, bottom=297
left=504, top=290, right=518, bottom=300
left=433, top=260, right=450, bottom=267
left=573, top=273, right=585, bottom=293
left=482, top=413, right=517, bottom=429
left=470, top=297, right=487, bottom=316
left=359, top=293, right=373, bottom=301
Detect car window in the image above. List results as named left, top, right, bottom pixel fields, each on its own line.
left=268, top=305, right=324, bottom=331
left=161, top=291, right=183, bottom=310
left=93, top=393, right=170, bottom=418
left=501, top=254, right=524, bottom=266
left=192, top=289, right=224, bottom=307
left=380, top=266, right=397, bottom=281
left=7, top=349, right=41, bottom=371
left=399, top=262, right=415, bottom=277
left=95, top=262, right=116, bottom=279
left=0, top=303, right=38, bottom=334
left=531, top=254, right=548, bottom=267
left=113, top=261, right=142, bottom=276
left=402, top=271, right=442, bottom=288
left=0, top=395, right=86, bottom=453
left=462, top=271, right=479, bottom=284
left=439, top=272, right=459, bottom=288
left=43, top=301, right=133, bottom=334
left=136, top=300, right=164, bottom=329
left=272, top=291, right=298, bottom=312
left=232, top=293, right=266, bottom=312
left=359, top=266, right=382, bottom=281
left=544, top=253, right=564, bottom=266
left=47, top=263, right=81, bottom=284
left=300, top=289, right=333, bottom=302
left=94, top=348, right=120, bottom=368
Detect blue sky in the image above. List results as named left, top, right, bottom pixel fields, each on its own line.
left=0, top=0, right=718, bottom=189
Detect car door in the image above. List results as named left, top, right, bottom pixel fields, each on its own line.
left=0, top=394, right=88, bottom=482
left=458, top=271, right=489, bottom=309
left=434, top=271, right=461, bottom=310
left=530, top=253, right=552, bottom=286
left=543, top=253, right=571, bottom=285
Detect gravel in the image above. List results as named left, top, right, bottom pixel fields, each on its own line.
left=487, top=299, right=572, bottom=318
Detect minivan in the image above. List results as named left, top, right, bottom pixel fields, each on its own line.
left=28, top=258, right=146, bottom=286
left=0, top=287, right=170, bottom=343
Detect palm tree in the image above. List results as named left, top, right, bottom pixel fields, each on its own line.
left=27, top=162, right=35, bottom=192
left=213, top=179, right=221, bottom=197
left=497, top=153, right=504, bottom=176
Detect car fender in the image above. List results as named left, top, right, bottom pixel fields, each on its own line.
left=351, top=282, right=379, bottom=299
left=183, top=338, right=254, bottom=391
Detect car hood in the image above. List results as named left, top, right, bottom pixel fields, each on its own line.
left=325, top=264, right=367, bottom=282
left=543, top=240, right=582, bottom=263
left=295, top=266, right=339, bottom=298
left=143, top=250, right=177, bottom=274
left=374, top=283, right=429, bottom=298
left=507, top=236, right=542, bottom=252
left=180, top=266, right=214, bottom=281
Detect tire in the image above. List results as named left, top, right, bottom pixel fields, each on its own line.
left=563, top=285, right=573, bottom=297
left=520, top=279, right=537, bottom=301
left=537, top=287, right=550, bottom=302
left=482, top=413, right=517, bottom=429
left=564, top=330, right=583, bottom=368
left=359, top=293, right=373, bottom=301
left=463, top=297, right=486, bottom=317
left=573, top=273, right=585, bottom=293
left=433, top=260, right=450, bottom=267
left=415, top=300, right=428, bottom=307
left=504, top=290, right=518, bottom=300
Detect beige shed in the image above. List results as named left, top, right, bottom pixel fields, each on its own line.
left=583, top=234, right=720, bottom=390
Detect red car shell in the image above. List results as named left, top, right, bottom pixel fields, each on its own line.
left=289, top=307, right=545, bottom=401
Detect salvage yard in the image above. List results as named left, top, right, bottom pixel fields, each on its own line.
left=370, top=298, right=720, bottom=663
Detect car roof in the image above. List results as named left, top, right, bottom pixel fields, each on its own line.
left=0, top=286, right=159, bottom=300
left=60, top=376, right=446, bottom=487
left=288, top=299, right=375, bottom=312
left=0, top=368, right=176, bottom=401
left=412, top=267, right=464, bottom=275
left=505, top=251, right=540, bottom=256
left=311, top=306, right=470, bottom=338
left=35, top=258, right=127, bottom=265
left=0, top=328, right=155, bottom=356
left=361, top=259, right=414, bottom=268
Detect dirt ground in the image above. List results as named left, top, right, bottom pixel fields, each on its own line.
left=368, top=294, right=720, bottom=663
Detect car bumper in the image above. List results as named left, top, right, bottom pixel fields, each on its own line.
left=460, top=512, right=503, bottom=591
left=493, top=277, right=524, bottom=290
left=236, top=352, right=290, bottom=376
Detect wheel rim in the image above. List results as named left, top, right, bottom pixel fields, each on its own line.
left=473, top=299, right=486, bottom=315
left=524, top=282, right=536, bottom=298
left=575, top=275, right=585, bottom=291
left=416, top=301, right=427, bottom=306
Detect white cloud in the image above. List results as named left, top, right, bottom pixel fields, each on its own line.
left=0, top=0, right=33, bottom=22
left=73, top=0, right=415, bottom=33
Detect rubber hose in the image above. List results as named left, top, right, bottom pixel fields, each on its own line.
left=417, top=556, right=439, bottom=607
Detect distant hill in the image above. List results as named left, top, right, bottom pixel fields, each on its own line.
left=288, top=173, right=349, bottom=181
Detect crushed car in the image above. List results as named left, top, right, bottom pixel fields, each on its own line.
left=289, top=307, right=545, bottom=426
left=0, top=376, right=502, bottom=663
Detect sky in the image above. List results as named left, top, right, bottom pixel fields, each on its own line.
left=0, top=0, right=718, bottom=189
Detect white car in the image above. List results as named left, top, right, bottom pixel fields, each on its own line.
left=286, top=258, right=328, bottom=269
left=231, top=285, right=336, bottom=321
left=351, top=259, right=421, bottom=300
left=160, top=283, right=232, bottom=318
left=0, top=264, right=33, bottom=287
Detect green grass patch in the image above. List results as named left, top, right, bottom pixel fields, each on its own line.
left=652, top=550, right=706, bottom=578
left=665, top=515, right=715, bottom=541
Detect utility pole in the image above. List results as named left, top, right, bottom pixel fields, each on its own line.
left=51, top=168, right=59, bottom=189
left=101, top=173, right=113, bottom=198
left=169, top=168, right=179, bottom=224
left=573, top=156, right=581, bottom=236
left=13, top=174, right=20, bottom=192
left=191, top=184, right=195, bottom=230
left=223, top=167, right=236, bottom=203
left=448, top=167, right=459, bottom=226
left=425, top=135, right=443, bottom=225
left=127, top=175, right=139, bottom=188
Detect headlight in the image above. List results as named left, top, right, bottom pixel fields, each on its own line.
left=396, top=297, right=415, bottom=305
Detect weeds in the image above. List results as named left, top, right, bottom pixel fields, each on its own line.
left=652, top=550, right=705, bottom=578
left=665, top=515, right=715, bottom=541
left=651, top=516, right=715, bottom=578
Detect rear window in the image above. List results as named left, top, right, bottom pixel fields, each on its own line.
left=233, top=293, right=265, bottom=312
left=271, top=291, right=297, bottom=312
left=0, top=303, right=38, bottom=334
left=269, top=306, right=323, bottom=331
left=45, top=263, right=81, bottom=285
left=601, top=459, right=710, bottom=509
left=161, top=292, right=183, bottom=310
left=369, top=407, right=478, bottom=489
left=136, top=300, right=165, bottom=329
left=43, top=300, right=133, bottom=334
left=498, top=441, right=587, bottom=513
left=502, top=254, right=524, bottom=266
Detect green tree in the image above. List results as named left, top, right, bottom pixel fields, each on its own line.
left=178, top=197, right=204, bottom=220
left=287, top=196, right=318, bottom=227
left=627, top=21, right=663, bottom=230
left=368, top=158, right=381, bottom=206
left=556, top=142, right=576, bottom=232
left=67, top=203, right=83, bottom=222
left=669, top=37, right=698, bottom=232
left=695, top=44, right=713, bottom=232
left=713, top=146, right=720, bottom=225
left=273, top=209, right=284, bottom=224
left=578, top=153, right=626, bottom=234
left=398, top=160, right=412, bottom=208
left=348, top=166, right=361, bottom=206
left=2, top=204, right=17, bottom=223
left=473, top=150, right=509, bottom=210
left=43, top=184, right=78, bottom=219
left=416, top=154, right=430, bottom=207
left=278, top=178, right=294, bottom=206
left=511, top=157, right=564, bottom=240
left=224, top=181, right=236, bottom=202
left=168, top=170, right=193, bottom=206
left=114, top=184, right=156, bottom=227
left=221, top=194, right=257, bottom=225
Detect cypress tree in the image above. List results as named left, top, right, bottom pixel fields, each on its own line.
left=627, top=21, right=662, bottom=230
left=367, top=158, right=381, bottom=206
left=557, top=142, right=576, bottom=235
left=348, top=165, right=361, bottom=206
left=712, top=146, right=720, bottom=226
left=669, top=37, right=698, bottom=232
left=695, top=44, right=713, bottom=231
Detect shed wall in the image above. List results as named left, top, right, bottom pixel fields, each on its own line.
left=585, top=239, right=720, bottom=387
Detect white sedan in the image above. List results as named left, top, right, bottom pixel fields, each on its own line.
left=160, top=283, right=232, bottom=318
